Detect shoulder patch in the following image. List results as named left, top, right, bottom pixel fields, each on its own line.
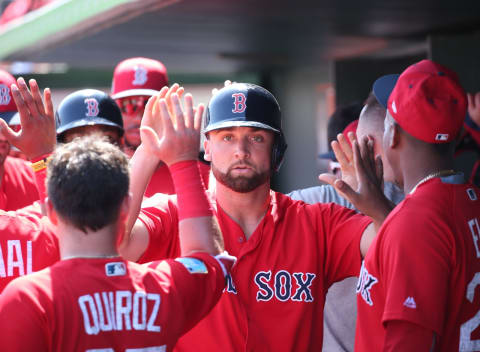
left=175, top=257, right=208, bottom=274
left=105, top=262, right=126, bottom=277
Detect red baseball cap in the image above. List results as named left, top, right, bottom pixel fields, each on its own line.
left=387, top=59, right=467, bottom=143
left=0, top=70, right=17, bottom=123
left=111, top=57, right=168, bottom=100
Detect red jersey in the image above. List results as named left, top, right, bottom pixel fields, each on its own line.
left=138, top=190, right=371, bottom=351
left=0, top=209, right=59, bottom=292
left=0, top=156, right=40, bottom=210
left=0, top=253, right=229, bottom=352
left=145, top=161, right=210, bottom=197
left=356, top=175, right=480, bottom=351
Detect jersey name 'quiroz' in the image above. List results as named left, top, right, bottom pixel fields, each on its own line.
left=78, top=290, right=161, bottom=335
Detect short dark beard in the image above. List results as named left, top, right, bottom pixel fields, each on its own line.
left=211, top=162, right=270, bottom=193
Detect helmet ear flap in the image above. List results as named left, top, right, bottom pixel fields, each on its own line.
left=272, top=133, right=287, bottom=172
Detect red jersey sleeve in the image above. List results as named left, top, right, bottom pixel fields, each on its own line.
left=0, top=276, right=50, bottom=351
left=319, top=203, right=372, bottom=288
left=380, top=206, right=452, bottom=334
left=383, top=320, right=435, bottom=351
left=1, top=157, right=40, bottom=211
left=137, top=193, right=181, bottom=263
left=147, top=252, right=229, bottom=335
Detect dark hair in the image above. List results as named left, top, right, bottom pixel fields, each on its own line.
left=47, top=134, right=129, bottom=233
left=364, top=91, right=385, bottom=112
left=360, top=92, right=387, bottom=126
left=327, top=102, right=363, bottom=145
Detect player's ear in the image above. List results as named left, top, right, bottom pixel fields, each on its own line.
left=384, top=114, right=399, bottom=149
left=45, top=198, right=58, bottom=225
left=203, top=138, right=211, bottom=162
left=389, top=123, right=401, bottom=149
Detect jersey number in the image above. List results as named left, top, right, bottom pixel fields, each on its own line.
left=460, top=273, right=480, bottom=351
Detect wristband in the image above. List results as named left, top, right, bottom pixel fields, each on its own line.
left=31, top=154, right=52, bottom=173
left=170, top=160, right=213, bottom=220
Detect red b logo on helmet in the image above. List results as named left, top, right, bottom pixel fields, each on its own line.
left=84, top=98, right=99, bottom=117
left=232, top=93, right=246, bottom=113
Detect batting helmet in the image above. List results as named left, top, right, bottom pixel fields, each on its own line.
left=204, top=83, right=287, bottom=171
left=56, top=89, right=124, bottom=140
left=111, top=57, right=168, bottom=100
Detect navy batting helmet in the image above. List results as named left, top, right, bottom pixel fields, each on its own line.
left=56, top=89, right=124, bottom=141
left=204, top=83, right=287, bottom=171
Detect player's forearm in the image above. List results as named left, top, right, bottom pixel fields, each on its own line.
left=179, top=217, right=224, bottom=255
left=170, top=160, right=224, bottom=256
left=125, top=144, right=159, bottom=237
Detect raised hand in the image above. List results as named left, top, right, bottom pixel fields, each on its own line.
left=140, top=90, right=204, bottom=166
left=319, top=131, right=359, bottom=190
left=320, top=135, right=393, bottom=223
left=0, top=78, right=55, bottom=160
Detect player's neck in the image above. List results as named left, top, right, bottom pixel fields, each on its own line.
left=57, top=221, right=120, bottom=260
left=214, top=180, right=271, bottom=240
left=401, top=156, right=455, bottom=194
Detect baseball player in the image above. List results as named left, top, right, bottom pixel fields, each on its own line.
left=0, top=77, right=60, bottom=292
left=111, top=57, right=209, bottom=197
left=0, top=86, right=234, bottom=351
left=0, top=71, right=41, bottom=210
left=122, top=83, right=392, bottom=351
left=289, top=92, right=404, bottom=352
left=56, top=89, right=125, bottom=145
left=355, top=60, right=480, bottom=351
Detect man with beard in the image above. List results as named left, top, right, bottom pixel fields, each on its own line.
left=120, top=83, right=392, bottom=351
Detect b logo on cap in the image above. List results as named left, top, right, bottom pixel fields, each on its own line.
left=232, top=93, right=246, bottom=113
left=0, top=84, right=11, bottom=105
left=84, top=98, right=99, bottom=117
left=132, top=65, right=148, bottom=86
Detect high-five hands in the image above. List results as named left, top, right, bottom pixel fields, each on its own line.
left=319, top=133, right=393, bottom=224
left=139, top=84, right=205, bottom=166
left=0, top=78, right=55, bottom=160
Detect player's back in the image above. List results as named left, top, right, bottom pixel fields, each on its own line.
left=0, top=255, right=226, bottom=352
left=415, top=178, right=480, bottom=351
left=445, top=181, right=480, bottom=351
left=0, top=210, right=59, bottom=292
